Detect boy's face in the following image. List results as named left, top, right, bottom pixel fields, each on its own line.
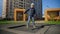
left=31, top=5, right=34, bottom=8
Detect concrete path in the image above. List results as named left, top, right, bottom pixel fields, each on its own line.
left=0, top=23, right=60, bottom=34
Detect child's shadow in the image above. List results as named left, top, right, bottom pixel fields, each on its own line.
left=32, top=25, right=44, bottom=30
left=8, top=25, right=26, bottom=29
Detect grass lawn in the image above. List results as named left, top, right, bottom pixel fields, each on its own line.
left=0, top=20, right=60, bottom=24
left=0, top=20, right=26, bottom=24
left=45, top=21, right=60, bottom=24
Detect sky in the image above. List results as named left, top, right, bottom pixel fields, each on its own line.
left=0, top=0, right=3, bottom=16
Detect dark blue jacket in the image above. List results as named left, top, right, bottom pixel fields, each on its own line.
left=24, top=8, right=36, bottom=17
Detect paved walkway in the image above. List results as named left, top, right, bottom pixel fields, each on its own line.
left=0, top=23, right=60, bottom=34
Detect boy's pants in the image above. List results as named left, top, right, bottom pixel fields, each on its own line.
left=27, top=16, right=35, bottom=26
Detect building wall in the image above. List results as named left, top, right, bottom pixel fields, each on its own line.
left=2, top=0, right=6, bottom=18
left=0, top=0, right=42, bottom=19
left=6, top=0, right=32, bottom=19
left=6, top=0, right=42, bottom=20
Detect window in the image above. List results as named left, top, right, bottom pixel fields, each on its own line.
left=19, top=2, right=23, bottom=4
left=21, top=0, right=23, bottom=1
left=19, top=5, right=23, bottom=7
left=19, top=0, right=23, bottom=1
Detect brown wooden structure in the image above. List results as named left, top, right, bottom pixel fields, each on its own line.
left=45, top=8, right=60, bottom=21
left=14, top=8, right=26, bottom=21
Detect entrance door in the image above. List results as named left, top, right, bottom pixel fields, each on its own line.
left=17, top=11, right=23, bottom=21
left=14, top=8, right=25, bottom=21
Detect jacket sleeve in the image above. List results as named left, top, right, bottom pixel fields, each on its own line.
left=24, top=8, right=30, bottom=14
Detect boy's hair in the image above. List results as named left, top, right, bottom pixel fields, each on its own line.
left=31, top=3, right=34, bottom=6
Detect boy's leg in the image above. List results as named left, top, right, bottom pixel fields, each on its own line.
left=27, top=16, right=30, bottom=28
left=32, top=17, right=36, bottom=28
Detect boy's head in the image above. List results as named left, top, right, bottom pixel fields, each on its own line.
left=31, top=3, right=35, bottom=8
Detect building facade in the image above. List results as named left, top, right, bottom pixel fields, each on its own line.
left=6, top=0, right=42, bottom=20
left=2, top=0, right=6, bottom=18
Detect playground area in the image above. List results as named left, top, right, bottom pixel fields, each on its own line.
left=0, top=21, right=60, bottom=34
left=0, top=7, right=60, bottom=34
left=0, top=0, right=60, bottom=34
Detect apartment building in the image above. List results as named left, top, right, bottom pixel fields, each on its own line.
left=3, top=0, right=42, bottom=20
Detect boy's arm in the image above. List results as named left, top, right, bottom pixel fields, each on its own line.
left=24, top=9, right=30, bottom=14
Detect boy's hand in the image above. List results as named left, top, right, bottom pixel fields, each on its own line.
left=24, top=12, right=26, bottom=14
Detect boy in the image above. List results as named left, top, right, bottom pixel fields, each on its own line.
left=24, top=3, right=36, bottom=28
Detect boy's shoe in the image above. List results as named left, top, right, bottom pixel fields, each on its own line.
left=33, top=25, right=36, bottom=28
left=26, top=25, right=29, bottom=28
